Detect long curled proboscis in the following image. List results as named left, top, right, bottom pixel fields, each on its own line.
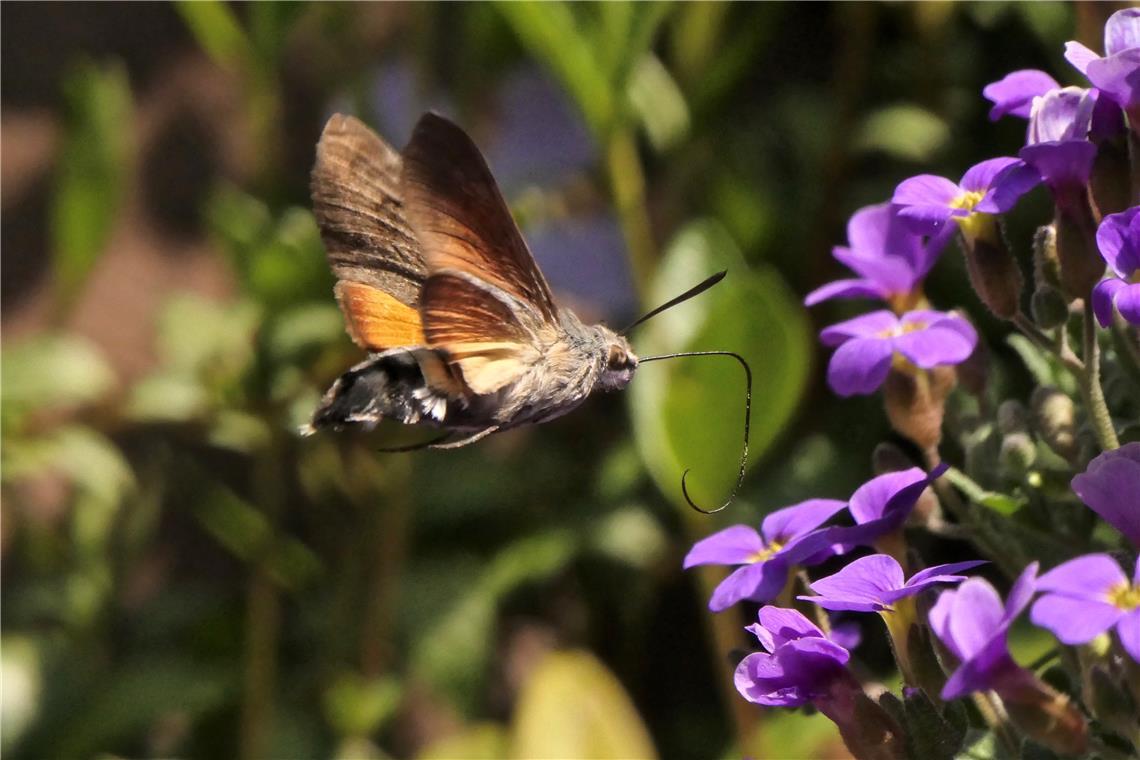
left=637, top=350, right=752, bottom=514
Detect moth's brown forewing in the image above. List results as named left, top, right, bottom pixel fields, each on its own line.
left=311, top=114, right=428, bottom=351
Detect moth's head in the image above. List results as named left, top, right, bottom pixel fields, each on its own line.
left=594, top=325, right=639, bottom=391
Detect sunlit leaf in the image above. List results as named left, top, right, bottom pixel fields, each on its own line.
left=627, top=54, right=690, bottom=151
left=419, top=723, right=510, bottom=760
left=124, top=373, right=210, bottom=423
left=744, top=708, right=845, bottom=760
left=1, top=637, right=41, bottom=752
left=323, top=673, right=402, bottom=738
left=51, top=60, right=132, bottom=313
left=1, top=335, right=115, bottom=417
left=509, top=650, right=657, bottom=759
left=855, top=104, right=950, bottom=162
left=155, top=294, right=260, bottom=379
left=630, top=220, right=811, bottom=511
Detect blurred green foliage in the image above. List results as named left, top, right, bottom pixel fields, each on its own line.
left=1, top=2, right=1085, bottom=758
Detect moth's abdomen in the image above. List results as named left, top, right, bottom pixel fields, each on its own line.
left=305, top=350, right=447, bottom=434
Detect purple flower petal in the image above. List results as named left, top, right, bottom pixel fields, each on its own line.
left=892, top=325, right=976, bottom=368
left=1030, top=594, right=1123, bottom=645
left=1116, top=609, right=1140, bottom=662
left=829, top=620, right=862, bottom=651
left=1072, top=443, right=1140, bottom=546
left=826, top=337, right=894, bottom=397
left=848, top=468, right=930, bottom=524
left=960, top=157, right=1023, bottom=194
left=1037, top=553, right=1128, bottom=598
left=944, top=579, right=1007, bottom=659
left=1003, top=563, right=1039, bottom=625
left=906, top=560, right=989, bottom=589
left=1116, top=282, right=1140, bottom=324
left=804, top=278, right=888, bottom=307
left=1064, top=41, right=1101, bottom=77
left=735, top=651, right=806, bottom=706
left=982, top=69, right=1060, bottom=120
left=683, top=524, right=764, bottom=568
left=755, top=606, right=825, bottom=649
left=1096, top=207, right=1140, bottom=278
left=976, top=161, right=1042, bottom=214
left=1092, top=278, right=1126, bottom=327
left=1086, top=49, right=1140, bottom=111
left=801, top=554, right=906, bottom=612
left=832, top=247, right=917, bottom=294
left=1028, top=87, right=1096, bottom=143
left=762, top=498, right=848, bottom=545
left=819, top=310, right=898, bottom=346
left=1019, top=140, right=1098, bottom=190
left=709, top=560, right=791, bottom=611
left=1104, top=9, right=1140, bottom=56
left=893, top=174, right=961, bottom=206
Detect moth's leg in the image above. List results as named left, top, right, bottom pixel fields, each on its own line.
left=426, top=426, right=500, bottom=450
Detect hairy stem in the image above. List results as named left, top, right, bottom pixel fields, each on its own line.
left=1080, top=300, right=1120, bottom=451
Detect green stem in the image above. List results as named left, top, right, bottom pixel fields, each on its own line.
left=606, top=126, right=656, bottom=301
left=1080, top=300, right=1120, bottom=451
left=1012, top=313, right=1083, bottom=374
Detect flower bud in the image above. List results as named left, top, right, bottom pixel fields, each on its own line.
left=1090, top=132, right=1131, bottom=217
left=1030, top=386, right=1077, bottom=462
left=1030, top=285, right=1069, bottom=329
left=871, top=442, right=914, bottom=475
left=997, top=400, right=1029, bottom=436
left=1032, top=224, right=1061, bottom=291
left=954, top=338, right=989, bottom=397
left=1087, top=665, right=1137, bottom=742
left=958, top=217, right=1023, bottom=320
left=999, top=432, right=1036, bottom=479
left=883, top=367, right=956, bottom=453
left=1054, top=197, right=1107, bottom=300
left=1002, top=685, right=1088, bottom=757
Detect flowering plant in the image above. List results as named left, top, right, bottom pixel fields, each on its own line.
left=687, top=10, right=1140, bottom=759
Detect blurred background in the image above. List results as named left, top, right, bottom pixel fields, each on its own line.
left=0, top=3, right=1115, bottom=758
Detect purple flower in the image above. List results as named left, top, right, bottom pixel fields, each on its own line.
left=820, top=310, right=977, bottom=397
left=1031, top=554, right=1140, bottom=663
left=735, top=606, right=851, bottom=706
left=820, top=465, right=949, bottom=553
left=1071, top=443, right=1140, bottom=546
left=1019, top=87, right=1099, bottom=191
left=983, top=69, right=1060, bottom=121
left=683, top=499, right=847, bottom=612
left=799, top=554, right=986, bottom=613
left=929, top=564, right=1039, bottom=700
left=804, top=203, right=951, bottom=307
left=1065, top=9, right=1140, bottom=115
left=892, top=158, right=1041, bottom=235
left=1091, top=207, right=1140, bottom=327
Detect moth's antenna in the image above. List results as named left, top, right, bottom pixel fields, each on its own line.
left=621, top=270, right=727, bottom=335
left=637, top=350, right=752, bottom=514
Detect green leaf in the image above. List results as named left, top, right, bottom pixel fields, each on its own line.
left=1, top=335, right=115, bottom=417
left=509, top=650, right=657, bottom=759
left=855, top=104, right=950, bottom=162
left=627, top=54, right=690, bottom=151
left=155, top=294, right=260, bottom=379
left=630, top=220, right=811, bottom=510
left=51, top=61, right=132, bottom=313
left=44, top=660, right=236, bottom=759
left=175, top=1, right=252, bottom=73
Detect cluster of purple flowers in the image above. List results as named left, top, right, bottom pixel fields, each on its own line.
left=687, top=11, right=1140, bottom=759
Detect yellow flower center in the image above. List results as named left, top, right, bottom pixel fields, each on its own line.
left=949, top=190, right=986, bottom=212
left=746, top=540, right=783, bottom=564
left=1107, top=581, right=1140, bottom=611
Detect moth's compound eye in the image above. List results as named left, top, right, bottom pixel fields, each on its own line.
left=607, top=345, right=631, bottom=370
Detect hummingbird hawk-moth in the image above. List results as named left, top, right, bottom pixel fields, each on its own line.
left=304, top=112, right=750, bottom=512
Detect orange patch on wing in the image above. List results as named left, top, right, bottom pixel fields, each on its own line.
left=335, top=281, right=425, bottom=350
